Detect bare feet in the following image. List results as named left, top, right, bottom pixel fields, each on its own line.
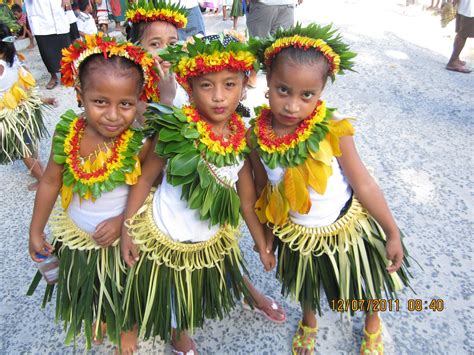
left=171, top=330, right=198, bottom=355
left=115, top=326, right=138, bottom=355
left=27, top=43, right=35, bottom=49
left=92, top=322, right=107, bottom=345
left=42, top=97, right=58, bottom=107
left=27, top=181, right=39, bottom=191
left=46, top=76, right=58, bottom=90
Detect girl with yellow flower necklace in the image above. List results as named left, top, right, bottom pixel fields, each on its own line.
left=248, top=23, right=413, bottom=355
left=27, top=34, right=160, bottom=352
left=121, top=34, right=285, bottom=355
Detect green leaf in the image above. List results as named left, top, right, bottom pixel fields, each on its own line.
left=159, top=128, right=184, bottom=142
left=169, top=151, right=200, bottom=176
left=110, top=170, right=125, bottom=182
left=181, top=126, right=200, bottom=139
left=197, top=163, right=211, bottom=189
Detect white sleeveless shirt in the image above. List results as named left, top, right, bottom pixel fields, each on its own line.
left=262, top=157, right=352, bottom=227
left=67, top=185, right=130, bottom=234
left=152, top=160, right=244, bottom=242
left=0, top=59, right=20, bottom=97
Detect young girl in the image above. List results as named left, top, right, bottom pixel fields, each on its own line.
left=0, top=22, right=48, bottom=190
left=125, top=0, right=189, bottom=109
left=249, top=24, right=413, bottom=354
left=27, top=33, right=160, bottom=351
left=121, top=34, right=285, bottom=355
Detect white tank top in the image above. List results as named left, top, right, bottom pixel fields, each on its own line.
left=67, top=185, right=130, bottom=234
left=152, top=160, right=244, bottom=242
left=262, top=157, right=352, bottom=227
left=0, top=59, right=19, bottom=97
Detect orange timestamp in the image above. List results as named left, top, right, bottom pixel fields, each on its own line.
left=330, top=298, right=445, bottom=312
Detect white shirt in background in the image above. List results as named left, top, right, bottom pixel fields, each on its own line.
left=24, top=0, right=70, bottom=35
left=77, top=12, right=98, bottom=35
left=458, top=0, right=473, bottom=17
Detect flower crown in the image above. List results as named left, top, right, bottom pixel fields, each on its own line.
left=60, top=33, right=160, bottom=101
left=250, top=23, right=356, bottom=80
left=160, top=34, right=258, bottom=94
left=126, top=0, right=188, bottom=29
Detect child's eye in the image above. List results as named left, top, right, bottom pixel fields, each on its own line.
left=277, top=86, right=288, bottom=95
left=150, top=41, right=160, bottom=48
left=302, top=92, right=314, bottom=99
left=200, top=82, right=211, bottom=89
left=121, top=101, right=133, bottom=107
left=226, top=81, right=236, bottom=88
left=94, top=99, right=106, bottom=105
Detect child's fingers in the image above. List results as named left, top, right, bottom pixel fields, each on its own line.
left=386, top=253, right=403, bottom=273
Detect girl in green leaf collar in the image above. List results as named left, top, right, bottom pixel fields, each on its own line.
left=248, top=23, right=414, bottom=355
left=121, top=34, right=286, bottom=355
left=27, top=34, right=159, bottom=353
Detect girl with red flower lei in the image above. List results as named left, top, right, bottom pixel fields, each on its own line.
left=248, top=23, right=413, bottom=355
left=121, top=34, right=286, bottom=355
left=27, top=35, right=156, bottom=353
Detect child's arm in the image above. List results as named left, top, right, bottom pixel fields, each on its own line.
left=337, top=136, right=403, bottom=273
left=28, top=144, right=63, bottom=262
left=121, top=138, right=166, bottom=267
left=237, top=160, right=275, bottom=271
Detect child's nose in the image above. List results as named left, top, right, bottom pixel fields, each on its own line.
left=106, top=106, right=119, bottom=121
left=284, top=98, right=300, bottom=113
left=212, top=86, right=225, bottom=102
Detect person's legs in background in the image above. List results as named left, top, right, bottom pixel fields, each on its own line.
left=177, top=5, right=206, bottom=41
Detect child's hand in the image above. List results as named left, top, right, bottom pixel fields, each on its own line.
left=155, top=59, right=177, bottom=105
left=29, top=232, right=54, bottom=262
left=259, top=249, right=276, bottom=272
left=92, top=215, right=122, bottom=247
left=385, top=232, right=403, bottom=273
left=121, top=227, right=139, bottom=268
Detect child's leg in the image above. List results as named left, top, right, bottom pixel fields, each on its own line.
left=223, top=5, right=227, bottom=20
left=116, top=325, right=138, bottom=355
left=26, top=29, right=35, bottom=48
left=23, top=153, right=44, bottom=191
left=171, top=329, right=197, bottom=354
left=242, top=276, right=286, bottom=323
left=360, top=311, right=383, bottom=355
left=232, top=16, right=238, bottom=30
left=293, top=307, right=318, bottom=355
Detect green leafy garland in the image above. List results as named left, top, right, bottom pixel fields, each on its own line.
left=145, top=103, right=244, bottom=227
left=249, top=104, right=335, bottom=169
left=53, top=110, right=144, bottom=201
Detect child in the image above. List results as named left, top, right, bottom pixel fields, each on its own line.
left=229, top=0, right=243, bottom=30
left=125, top=0, right=189, bottom=109
left=249, top=23, right=413, bottom=354
left=121, top=34, right=285, bottom=354
left=77, top=0, right=98, bottom=37
left=27, top=33, right=160, bottom=351
left=0, top=22, right=47, bottom=190
left=96, top=0, right=110, bottom=33
left=11, top=4, right=34, bottom=48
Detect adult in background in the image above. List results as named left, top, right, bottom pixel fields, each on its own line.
left=24, top=0, right=71, bottom=89
left=246, top=0, right=302, bottom=38
left=446, top=0, right=473, bottom=73
left=170, top=0, right=205, bottom=40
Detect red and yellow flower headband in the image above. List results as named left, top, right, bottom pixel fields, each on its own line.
left=60, top=33, right=160, bottom=101
left=264, top=35, right=341, bottom=76
left=126, top=0, right=188, bottom=29
left=160, top=34, right=257, bottom=94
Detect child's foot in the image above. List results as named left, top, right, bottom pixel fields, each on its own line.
left=171, top=331, right=198, bottom=355
left=27, top=43, right=35, bottom=49
left=92, top=322, right=107, bottom=345
left=27, top=181, right=39, bottom=191
left=292, top=320, right=318, bottom=355
left=242, top=296, right=286, bottom=323
left=42, top=97, right=58, bottom=107
left=115, top=326, right=138, bottom=355
left=360, top=316, right=383, bottom=355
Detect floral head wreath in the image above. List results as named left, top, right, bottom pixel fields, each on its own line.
left=126, top=0, right=188, bottom=29
left=250, top=23, right=356, bottom=80
left=60, top=33, right=160, bottom=101
left=159, top=33, right=258, bottom=94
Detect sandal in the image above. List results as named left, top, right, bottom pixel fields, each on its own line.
left=242, top=296, right=287, bottom=324
left=292, top=320, right=318, bottom=355
left=360, top=322, right=383, bottom=355
left=45, top=77, right=58, bottom=90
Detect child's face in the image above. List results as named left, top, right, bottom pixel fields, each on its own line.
left=78, top=69, right=141, bottom=138
left=191, top=69, right=246, bottom=126
left=141, top=21, right=178, bottom=58
left=267, top=59, right=325, bottom=132
left=13, top=11, right=21, bottom=19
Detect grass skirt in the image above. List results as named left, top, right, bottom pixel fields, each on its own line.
left=273, top=198, right=413, bottom=314
left=123, top=193, right=251, bottom=341
left=27, top=209, right=126, bottom=349
left=0, top=92, right=48, bottom=164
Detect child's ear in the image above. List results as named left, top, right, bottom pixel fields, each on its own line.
left=75, top=85, right=83, bottom=106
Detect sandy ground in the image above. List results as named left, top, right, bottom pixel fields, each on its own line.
left=1, top=0, right=473, bottom=354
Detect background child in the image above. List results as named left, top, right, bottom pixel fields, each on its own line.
left=96, top=0, right=110, bottom=33
left=76, top=0, right=98, bottom=37
left=249, top=23, right=413, bottom=355
left=120, top=34, right=285, bottom=355
left=125, top=0, right=189, bottom=110
left=11, top=4, right=34, bottom=48
left=0, top=22, right=47, bottom=190
left=27, top=33, right=159, bottom=352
